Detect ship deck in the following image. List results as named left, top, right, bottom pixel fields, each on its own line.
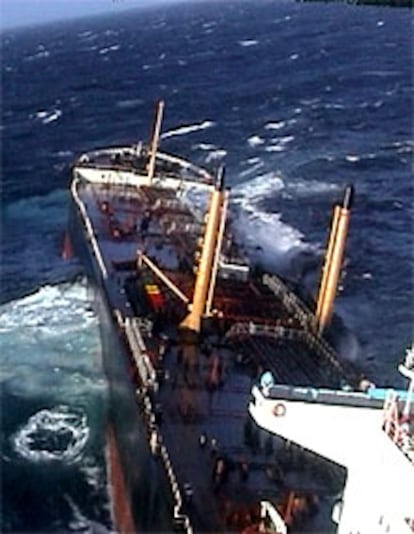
left=73, top=176, right=355, bottom=532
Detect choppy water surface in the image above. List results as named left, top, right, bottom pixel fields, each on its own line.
left=1, top=0, right=412, bottom=530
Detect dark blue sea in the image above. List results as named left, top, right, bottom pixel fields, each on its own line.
left=1, top=0, right=412, bottom=531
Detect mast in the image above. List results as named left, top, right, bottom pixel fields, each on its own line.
left=315, top=185, right=354, bottom=335
left=180, top=167, right=226, bottom=333
left=147, top=100, right=165, bottom=183
left=206, top=188, right=229, bottom=316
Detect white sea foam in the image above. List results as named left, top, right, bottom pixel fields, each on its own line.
left=264, top=121, right=286, bottom=131
left=0, top=282, right=96, bottom=333
left=265, top=135, right=295, bottom=153
left=202, top=22, right=217, bottom=30
left=205, top=149, right=227, bottom=163
left=54, top=150, right=74, bottom=158
left=287, top=179, right=341, bottom=197
left=99, top=44, right=120, bottom=55
left=0, top=282, right=105, bottom=398
left=239, top=159, right=265, bottom=177
left=233, top=172, right=285, bottom=206
left=25, top=48, right=50, bottom=61
left=230, top=172, right=321, bottom=277
left=345, top=154, right=360, bottom=162
left=265, top=145, right=285, bottom=153
left=247, top=135, right=264, bottom=147
left=193, top=143, right=217, bottom=151
left=42, top=110, right=62, bottom=124
left=12, top=405, right=89, bottom=463
left=34, top=109, right=62, bottom=124
left=161, top=120, right=215, bottom=139
left=238, top=39, right=259, bottom=47
left=65, top=494, right=90, bottom=531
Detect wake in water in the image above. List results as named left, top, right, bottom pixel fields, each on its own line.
left=0, top=281, right=105, bottom=398
left=1, top=281, right=112, bottom=532
left=12, top=405, right=89, bottom=464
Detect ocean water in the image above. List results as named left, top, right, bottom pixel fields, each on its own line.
left=1, top=0, right=412, bottom=531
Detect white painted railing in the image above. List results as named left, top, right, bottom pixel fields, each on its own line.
left=71, top=177, right=108, bottom=279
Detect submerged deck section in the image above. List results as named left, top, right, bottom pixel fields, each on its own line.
left=71, top=151, right=360, bottom=532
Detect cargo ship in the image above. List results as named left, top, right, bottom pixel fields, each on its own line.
left=66, top=101, right=387, bottom=533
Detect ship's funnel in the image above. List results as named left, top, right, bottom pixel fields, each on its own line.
left=147, top=100, right=165, bottom=183
left=180, top=166, right=226, bottom=333
left=315, top=185, right=354, bottom=335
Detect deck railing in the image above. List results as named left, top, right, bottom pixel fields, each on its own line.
left=71, top=178, right=108, bottom=279
left=262, top=274, right=356, bottom=382
left=123, top=317, right=193, bottom=533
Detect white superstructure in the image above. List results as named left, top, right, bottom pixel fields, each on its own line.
left=249, top=346, right=414, bottom=533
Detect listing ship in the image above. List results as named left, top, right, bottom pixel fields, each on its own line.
left=66, top=101, right=391, bottom=533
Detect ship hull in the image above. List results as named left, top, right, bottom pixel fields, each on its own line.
left=68, top=195, right=173, bottom=532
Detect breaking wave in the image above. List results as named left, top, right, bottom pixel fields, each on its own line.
left=33, top=109, right=62, bottom=124
left=161, top=120, right=215, bottom=139
left=232, top=172, right=318, bottom=277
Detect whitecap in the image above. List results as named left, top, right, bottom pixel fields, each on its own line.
left=231, top=173, right=318, bottom=276
left=25, top=49, right=50, bottom=61
left=266, top=135, right=295, bottom=152
left=54, top=150, right=74, bottom=158
left=233, top=172, right=285, bottom=208
left=273, top=135, right=294, bottom=145
left=202, top=22, right=217, bottom=30
left=12, top=405, right=89, bottom=463
left=161, top=120, right=215, bottom=139
left=42, top=109, right=62, bottom=124
left=238, top=39, right=258, bottom=47
left=288, top=180, right=341, bottom=197
left=265, top=145, right=285, bottom=153
left=265, top=121, right=286, bottom=131
left=247, top=135, right=264, bottom=147
left=193, top=143, right=217, bottom=151
left=99, top=44, right=119, bottom=55
left=205, top=149, right=227, bottom=163
left=345, top=155, right=360, bottom=162
left=0, top=283, right=97, bottom=334
left=35, top=110, right=49, bottom=119
left=239, top=159, right=265, bottom=177
left=289, top=53, right=299, bottom=60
